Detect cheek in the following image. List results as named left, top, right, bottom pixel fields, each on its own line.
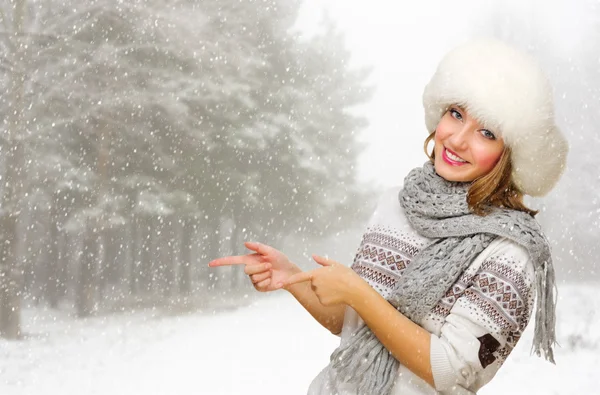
left=434, top=117, right=453, bottom=141
left=473, top=147, right=503, bottom=171
left=434, top=118, right=453, bottom=156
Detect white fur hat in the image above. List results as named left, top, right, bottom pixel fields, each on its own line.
left=422, top=38, right=568, bottom=197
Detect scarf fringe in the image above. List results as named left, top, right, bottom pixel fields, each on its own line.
left=532, top=260, right=558, bottom=364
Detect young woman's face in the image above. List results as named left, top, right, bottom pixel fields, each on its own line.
left=433, top=105, right=504, bottom=182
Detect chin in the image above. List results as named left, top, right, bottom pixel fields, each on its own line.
left=434, top=161, right=475, bottom=183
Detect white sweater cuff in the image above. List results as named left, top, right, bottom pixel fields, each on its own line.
left=430, top=334, right=462, bottom=391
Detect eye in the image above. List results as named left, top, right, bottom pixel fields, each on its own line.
left=449, top=108, right=463, bottom=121
left=480, top=129, right=497, bottom=140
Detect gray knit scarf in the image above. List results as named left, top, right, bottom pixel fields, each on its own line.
left=328, top=161, right=557, bottom=394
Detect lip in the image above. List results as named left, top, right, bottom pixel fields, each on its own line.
left=442, top=147, right=469, bottom=166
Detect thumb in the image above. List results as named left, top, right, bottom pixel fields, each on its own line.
left=312, top=254, right=333, bottom=266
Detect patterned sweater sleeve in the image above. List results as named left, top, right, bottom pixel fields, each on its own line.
left=428, top=238, right=536, bottom=392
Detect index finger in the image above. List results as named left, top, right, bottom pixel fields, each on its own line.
left=284, top=271, right=313, bottom=287
left=244, top=241, right=274, bottom=255
left=208, top=255, right=253, bottom=267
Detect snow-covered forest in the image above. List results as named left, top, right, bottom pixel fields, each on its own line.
left=0, top=0, right=599, bottom=394
left=0, top=0, right=375, bottom=339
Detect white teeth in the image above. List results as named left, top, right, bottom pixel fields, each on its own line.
left=445, top=149, right=466, bottom=163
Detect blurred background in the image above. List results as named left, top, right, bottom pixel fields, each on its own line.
left=0, top=0, right=598, bottom=394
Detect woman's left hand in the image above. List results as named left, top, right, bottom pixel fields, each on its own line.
left=282, top=255, right=365, bottom=306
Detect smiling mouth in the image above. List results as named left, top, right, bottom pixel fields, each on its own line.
left=442, top=147, right=469, bottom=165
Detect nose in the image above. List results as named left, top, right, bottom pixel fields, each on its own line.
left=447, top=120, right=478, bottom=151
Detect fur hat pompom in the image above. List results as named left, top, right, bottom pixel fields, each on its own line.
left=422, top=38, right=568, bottom=197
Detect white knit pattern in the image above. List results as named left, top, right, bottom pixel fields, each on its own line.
left=308, top=186, right=537, bottom=395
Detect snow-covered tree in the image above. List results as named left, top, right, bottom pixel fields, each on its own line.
left=0, top=0, right=374, bottom=333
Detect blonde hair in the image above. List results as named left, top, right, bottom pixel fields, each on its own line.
left=423, top=131, right=538, bottom=217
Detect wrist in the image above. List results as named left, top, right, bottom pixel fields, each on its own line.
left=283, top=264, right=303, bottom=293
left=346, top=276, right=374, bottom=310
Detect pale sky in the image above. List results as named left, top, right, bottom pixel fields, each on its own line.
left=295, top=0, right=594, bottom=189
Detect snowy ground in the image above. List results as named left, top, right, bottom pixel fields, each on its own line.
left=0, top=283, right=598, bottom=395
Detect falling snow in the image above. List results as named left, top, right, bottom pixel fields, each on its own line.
left=0, top=0, right=598, bottom=394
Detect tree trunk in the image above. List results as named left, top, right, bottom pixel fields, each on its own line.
left=149, top=216, right=159, bottom=296
left=230, top=218, right=245, bottom=290
left=76, top=221, right=96, bottom=317
left=139, top=215, right=152, bottom=295
left=0, top=213, right=21, bottom=339
left=101, top=227, right=121, bottom=298
left=206, top=215, right=221, bottom=291
left=161, top=217, right=175, bottom=298
left=63, top=232, right=76, bottom=302
left=46, top=194, right=60, bottom=308
left=124, top=190, right=137, bottom=298
left=54, top=189, right=73, bottom=305
left=230, top=198, right=250, bottom=291
left=154, top=216, right=166, bottom=297
left=130, top=214, right=140, bottom=296
left=56, top=224, right=68, bottom=303
left=179, top=217, right=193, bottom=296
left=0, top=0, right=27, bottom=339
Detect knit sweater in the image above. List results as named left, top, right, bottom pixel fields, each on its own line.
left=308, top=186, right=536, bottom=395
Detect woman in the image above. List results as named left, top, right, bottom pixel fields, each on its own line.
left=208, top=38, right=568, bottom=394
